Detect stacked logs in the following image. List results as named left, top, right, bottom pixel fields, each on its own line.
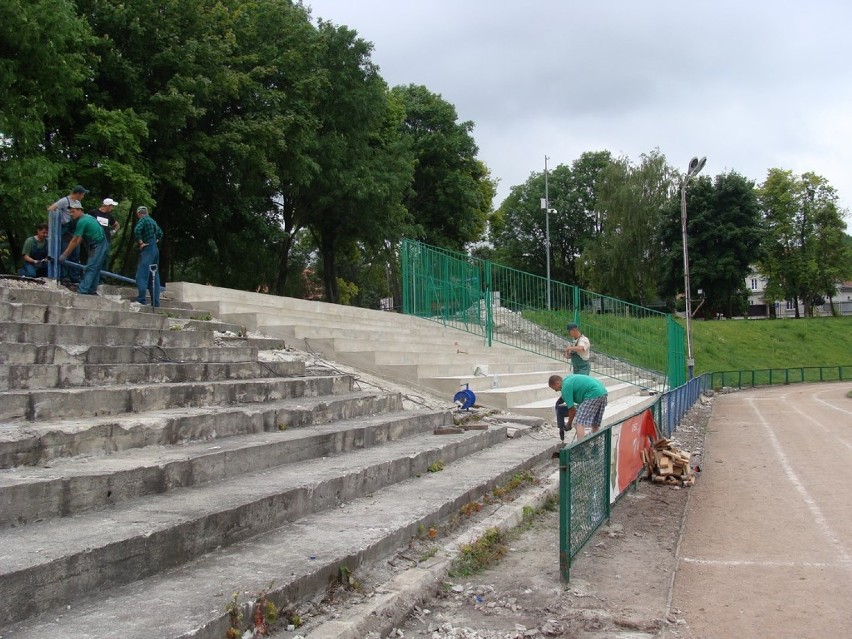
left=642, top=438, right=696, bottom=487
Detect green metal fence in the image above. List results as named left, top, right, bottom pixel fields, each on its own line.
left=710, top=366, right=851, bottom=389
left=401, top=239, right=685, bottom=389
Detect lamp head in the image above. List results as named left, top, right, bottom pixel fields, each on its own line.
left=688, top=156, right=707, bottom=177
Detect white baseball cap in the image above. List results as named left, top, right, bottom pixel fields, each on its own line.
left=102, top=198, right=119, bottom=206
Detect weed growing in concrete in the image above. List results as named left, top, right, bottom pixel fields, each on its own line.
left=419, top=547, right=438, bottom=562
left=448, top=527, right=507, bottom=577
left=427, top=460, right=445, bottom=473
left=337, top=565, right=362, bottom=592
left=224, top=592, right=243, bottom=639
left=459, top=501, right=482, bottom=517
left=418, top=523, right=426, bottom=537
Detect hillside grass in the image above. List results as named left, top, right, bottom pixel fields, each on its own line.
left=525, top=308, right=852, bottom=375
left=688, top=315, right=852, bottom=374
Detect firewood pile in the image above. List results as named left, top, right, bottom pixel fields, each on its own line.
left=642, top=438, right=696, bottom=486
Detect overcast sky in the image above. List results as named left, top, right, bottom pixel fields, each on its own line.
left=305, top=1, right=852, bottom=215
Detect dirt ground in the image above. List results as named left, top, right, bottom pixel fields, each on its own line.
left=380, top=399, right=712, bottom=639
left=273, top=395, right=713, bottom=639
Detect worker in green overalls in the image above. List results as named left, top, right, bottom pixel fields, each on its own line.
left=564, top=323, right=591, bottom=375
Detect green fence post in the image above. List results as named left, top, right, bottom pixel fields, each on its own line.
left=559, top=447, right=571, bottom=582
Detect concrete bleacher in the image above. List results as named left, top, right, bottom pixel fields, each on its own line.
left=0, top=277, right=662, bottom=638
left=171, top=281, right=661, bottom=426
left=0, top=278, right=569, bottom=638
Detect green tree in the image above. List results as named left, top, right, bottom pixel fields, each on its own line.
left=392, top=84, right=493, bottom=251
left=579, top=150, right=676, bottom=305
left=758, top=169, right=848, bottom=318
left=660, top=171, right=761, bottom=318
left=296, top=22, right=414, bottom=303
left=0, top=0, right=93, bottom=270
left=491, top=151, right=611, bottom=286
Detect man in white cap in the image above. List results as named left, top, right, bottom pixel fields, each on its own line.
left=87, top=198, right=121, bottom=266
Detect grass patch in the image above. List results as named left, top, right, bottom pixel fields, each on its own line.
left=448, top=527, right=507, bottom=578
left=527, top=309, right=852, bottom=377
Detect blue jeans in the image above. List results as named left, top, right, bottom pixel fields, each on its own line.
left=135, top=243, right=161, bottom=306
left=78, top=241, right=108, bottom=294
left=61, top=232, right=81, bottom=282
left=20, top=262, right=48, bottom=278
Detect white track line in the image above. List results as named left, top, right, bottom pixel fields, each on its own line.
left=746, top=397, right=851, bottom=563
left=681, top=557, right=852, bottom=569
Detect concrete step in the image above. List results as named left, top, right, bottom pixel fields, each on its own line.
left=0, top=321, right=215, bottom=348
left=0, top=373, right=353, bottom=422
left=2, top=421, right=555, bottom=638
left=99, top=284, right=191, bottom=308
left=0, top=359, right=304, bottom=391
left=0, top=421, right=521, bottom=627
left=0, top=408, right=450, bottom=528
left=217, top=335, right=289, bottom=350
left=0, top=389, right=404, bottom=468
left=517, top=391, right=659, bottom=426
left=424, top=368, right=568, bottom=395
left=0, top=301, right=169, bottom=330
left=0, top=342, right=259, bottom=365
left=473, top=380, right=639, bottom=411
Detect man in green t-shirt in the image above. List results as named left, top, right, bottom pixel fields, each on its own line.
left=20, top=223, right=49, bottom=277
left=58, top=200, right=107, bottom=295
left=548, top=374, right=608, bottom=441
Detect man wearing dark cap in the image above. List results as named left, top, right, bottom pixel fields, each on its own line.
left=564, top=323, right=591, bottom=375
left=133, top=205, right=163, bottom=306
left=47, top=184, right=89, bottom=282
left=57, top=199, right=107, bottom=295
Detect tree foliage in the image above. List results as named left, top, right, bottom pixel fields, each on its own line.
left=579, top=150, right=675, bottom=305
left=490, top=151, right=611, bottom=286
left=757, top=169, right=849, bottom=317
left=659, top=171, right=761, bottom=318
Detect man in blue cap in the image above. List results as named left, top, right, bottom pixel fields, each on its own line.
left=57, top=199, right=107, bottom=295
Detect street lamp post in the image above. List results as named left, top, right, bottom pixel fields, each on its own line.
left=681, top=156, right=706, bottom=380
left=542, top=155, right=552, bottom=310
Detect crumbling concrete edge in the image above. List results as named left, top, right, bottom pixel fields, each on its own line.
left=306, top=465, right=561, bottom=639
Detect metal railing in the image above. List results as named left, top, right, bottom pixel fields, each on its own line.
left=710, top=366, right=851, bottom=389
left=558, top=375, right=707, bottom=581
left=401, top=239, right=684, bottom=389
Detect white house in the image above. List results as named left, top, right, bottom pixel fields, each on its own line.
left=746, top=269, right=852, bottom=317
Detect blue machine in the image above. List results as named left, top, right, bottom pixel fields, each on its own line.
left=453, top=383, right=476, bottom=410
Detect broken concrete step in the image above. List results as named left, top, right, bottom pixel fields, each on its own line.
left=0, top=422, right=517, bottom=627
left=0, top=321, right=215, bottom=349
left=0, top=302, right=169, bottom=330
left=3, top=426, right=555, bottom=638
left=0, top=373, right=354, bottom=422
left=216, top=335, right=289, bottom=350
left=0, top=285, right=131, bottom=310
left=0, top=390, right=404, bottom=468
left=0, top=408, right=451, bottom=528
left=0, top=359, right=304, bottom=391
left=0, top=342, right=260, bottom=365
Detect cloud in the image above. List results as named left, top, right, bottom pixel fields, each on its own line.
left=308, top=0, right=852, bottom=217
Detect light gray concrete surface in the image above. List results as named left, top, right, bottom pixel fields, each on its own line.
left=670, top=382, right=852, bottom=638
